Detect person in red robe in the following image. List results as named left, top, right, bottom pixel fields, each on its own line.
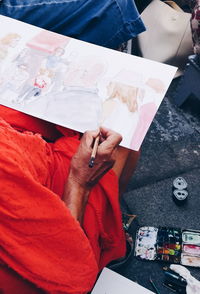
left=0, top=1, right=144, bottom=291
left=0, top=106, right=139, bottom=294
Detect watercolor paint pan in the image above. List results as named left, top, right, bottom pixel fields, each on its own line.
left=135, top=226, right=200, bottom=267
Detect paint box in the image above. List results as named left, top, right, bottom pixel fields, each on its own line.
left=135, top=226, right=200, bottom=267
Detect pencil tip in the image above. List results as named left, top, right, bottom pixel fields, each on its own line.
left=89, top=158, right=95, bottom=168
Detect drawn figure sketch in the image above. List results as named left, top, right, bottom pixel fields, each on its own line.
left=17, top=68, right=52, bottom=104
left=0, top=33, right=21, bottom=60
left=44, top=57, right=106, bottom=132
left=40, top=47, right=67, bottom=92
left=0, top=63, right=30, bottom=102
left=102, top=70, right=144, bottom=148
left=130, top=78, right=166, bottom=151
left=0, top=33, right=21, bottom=75
left=13, top=48, right=30, bottom=66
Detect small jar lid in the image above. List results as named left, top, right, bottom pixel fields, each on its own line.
left=173, top=177, right=188, bottom=190
left=173, top=189, right=188, bottom=202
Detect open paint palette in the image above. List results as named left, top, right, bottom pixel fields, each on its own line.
left=135, top=226, right=200, bottom=267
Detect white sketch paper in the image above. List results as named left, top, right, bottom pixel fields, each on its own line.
left=91, top=268, right=154, bottom=294
left=0, top=15, right=177, bottom=150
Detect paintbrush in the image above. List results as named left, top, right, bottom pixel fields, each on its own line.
left=88, top=134, right=100, bottom=168
left=149, top=277, right=161, bottom=294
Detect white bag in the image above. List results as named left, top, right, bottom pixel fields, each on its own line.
left=138, top=0, right=193, bottom=76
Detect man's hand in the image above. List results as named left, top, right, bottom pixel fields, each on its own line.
left=69, top=127, right=122, bottom=189
left=63, top=127, right=122, bottom=223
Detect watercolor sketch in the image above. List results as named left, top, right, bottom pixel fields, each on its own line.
left=0, top=15, right=177, bottom=151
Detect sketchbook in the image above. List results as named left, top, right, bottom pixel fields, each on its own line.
left=0, top=15, right=177, bottom=150
left=91, top=268, right=154, bottom=294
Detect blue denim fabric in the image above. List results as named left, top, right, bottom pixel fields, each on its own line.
left=0, top=0, right=145, bottom=49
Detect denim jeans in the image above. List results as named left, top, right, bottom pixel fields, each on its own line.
left=0, top=0, right=145, bottom=49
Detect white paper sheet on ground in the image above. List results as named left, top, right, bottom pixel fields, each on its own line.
left=0, top=15, right=177, bottom=151
left=91, top=268, right=154, bottom=294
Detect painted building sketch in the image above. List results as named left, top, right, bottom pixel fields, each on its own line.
left=0, top=15, right=177, bottom=151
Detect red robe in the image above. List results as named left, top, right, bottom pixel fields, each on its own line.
left=0, top=106, right=126, bottom=294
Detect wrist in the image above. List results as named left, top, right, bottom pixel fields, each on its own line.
left=67, top=169, right=92, bottom=192
left=63, top=171, right=90, bottom=224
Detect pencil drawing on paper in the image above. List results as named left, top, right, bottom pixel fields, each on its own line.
left=0, top=15, right=177, bottom=151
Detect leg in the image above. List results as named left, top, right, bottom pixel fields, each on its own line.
left=112, top=146, right=140, bottom=196
left=0, top=0, right=145, bottom=49
left=190, top=0, right=200, bottom=55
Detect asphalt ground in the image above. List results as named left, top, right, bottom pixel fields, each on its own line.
left=117, top=77, right=200, bottom=293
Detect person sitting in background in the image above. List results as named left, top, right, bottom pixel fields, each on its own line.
left=0, top=1, right=145, bottom=293
left=189, top=0, right=200, bottom=56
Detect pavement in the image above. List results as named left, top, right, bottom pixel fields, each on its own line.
left=116, top=77, right=200, bottom=293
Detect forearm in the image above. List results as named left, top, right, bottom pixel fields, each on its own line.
left=63, top=172, right=90, bottom=225
left=62, top=127, right=122, bottom=224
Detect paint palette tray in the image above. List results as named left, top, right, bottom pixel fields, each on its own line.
left=135, top=226, right=200, bottom=267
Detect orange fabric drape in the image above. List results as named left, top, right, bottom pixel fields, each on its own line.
left=0, top=106, right=126, bottom=294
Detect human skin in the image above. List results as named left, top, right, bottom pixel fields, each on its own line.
left=63, top=127, right=122, bottom=224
